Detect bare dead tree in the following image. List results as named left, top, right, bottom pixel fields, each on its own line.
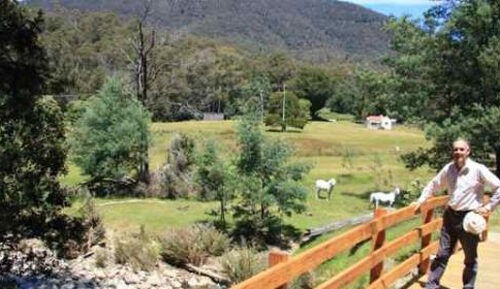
left=131, top=0, right=157, bottom=106
left=128, top=0, right=159, bottom=184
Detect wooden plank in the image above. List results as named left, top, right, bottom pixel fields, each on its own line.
left=233, top=197, right=449, bottom=289
left=231, top=224, right=374, bottom=289
left=420, top=218, right=442, bottom=236
left=269, top=251, right=290, bottom=289
left=315, top=230, right=420, bottom=289
left=377, top=207, right=415, bottom=231
left=366, top=241, right=439, bottom=289
left=420, top=196, right=448, bottom=211
left=420, top=207, right=435, bottom=274
left=370, top=208, right=388, bottom=283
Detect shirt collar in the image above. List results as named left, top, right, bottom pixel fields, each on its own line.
left=456, top=158, right=471, bottom=174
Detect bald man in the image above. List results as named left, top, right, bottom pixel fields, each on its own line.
left=412, top=139, right=500, bottom=289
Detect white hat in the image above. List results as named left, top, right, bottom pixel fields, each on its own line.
left=463, top=212, right=486, bottom=235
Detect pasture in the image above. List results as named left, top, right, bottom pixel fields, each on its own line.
left=65, top=120, right=443, bottom=233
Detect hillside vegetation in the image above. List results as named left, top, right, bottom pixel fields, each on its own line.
left=27, top=0, right=391, bottom=62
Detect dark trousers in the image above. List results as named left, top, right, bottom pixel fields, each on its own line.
left=426, top=208, right=479, bottom=289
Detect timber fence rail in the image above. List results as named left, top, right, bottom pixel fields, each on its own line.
left=231, top=196, right=490, bottom=289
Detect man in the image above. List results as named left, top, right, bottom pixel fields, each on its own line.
left=412, top=139, right=500, bottom=289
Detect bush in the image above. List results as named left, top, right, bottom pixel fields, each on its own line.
left=290, top=272, right=316, bottom=289
left=219, top=245, right=266, bottom=283
left=395, top=179, right=424, bottom=207
left=114, top=226, right=160, bottom=271
left=95, top=247, right=109, bottom=268
left=160, top=225, right=230, bottom=266
left=159, top=134, right=196, bottom=199
left=78, top=194, right=106, bottom=247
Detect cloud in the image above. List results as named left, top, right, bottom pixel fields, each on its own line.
left=345, top=0, right=437, bottom=5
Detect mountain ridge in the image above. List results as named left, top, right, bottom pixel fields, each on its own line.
left=27, top=0, right=392, bottom=62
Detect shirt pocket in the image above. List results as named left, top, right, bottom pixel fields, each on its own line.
left=463, top=179, right=483, bottom=191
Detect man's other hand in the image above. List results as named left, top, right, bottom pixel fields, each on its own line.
left=475, top=206, right=489, bottom=217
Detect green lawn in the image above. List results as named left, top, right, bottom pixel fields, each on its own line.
left=65, top=120, right=438, bottom=233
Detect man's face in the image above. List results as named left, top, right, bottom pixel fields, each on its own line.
left=452, top=141, right=470, bottom=168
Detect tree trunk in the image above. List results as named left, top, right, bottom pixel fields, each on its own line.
left=495, top=148, right=500, bottom=177
left=138, top=136, right=150, bottom=184
left=220, top=194, right=226, bottom=229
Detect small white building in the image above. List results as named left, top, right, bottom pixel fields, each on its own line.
left=203, top=113, right=225, bottom=121
left=365, top=115, right=395, bottom=130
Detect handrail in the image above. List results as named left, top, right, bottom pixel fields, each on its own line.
left=231, top=196, right=486, bottom=289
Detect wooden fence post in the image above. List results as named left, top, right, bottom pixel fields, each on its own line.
left=419, top=207, right=434, bottom=275
left=370, top=207, right=388, bottom=283
left=269, top=250, right=290, bottom=289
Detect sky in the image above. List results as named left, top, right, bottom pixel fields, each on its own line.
left=344, top=0, right=440, bottom=18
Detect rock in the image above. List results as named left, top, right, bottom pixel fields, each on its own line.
left=171, top=280, right=182, bottom=288
left=188, top=277, right=199, bottom=287
left=123, top=272, right=140, bottom=285
left=61, top=283, right=75, bottom=289
left=148, top=272, right=162, bottom=286
left=94, top=269, right=106, bottom=280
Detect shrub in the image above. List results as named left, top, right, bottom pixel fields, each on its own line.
left=114, top=226, right=160, bottom=271
left=95, top=247, right=109, bottom=268
left=219, top=245, right=266, bottom=283
left=395, top=179, right=424, bottom=207
left=290, top=272, right=316, bottom=289
left=78, top=194, right=106, bottom=248
left=160, top=225, right=230, bottom=266
left=199, top=226, right=231, bottom=256
left=160, top=134, right=196, bottom=199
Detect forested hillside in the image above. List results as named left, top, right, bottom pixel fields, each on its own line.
left=27, top=0, right=391, bottom=62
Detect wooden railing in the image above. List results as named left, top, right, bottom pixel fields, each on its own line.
left=231, top=196, right=490, bottom=289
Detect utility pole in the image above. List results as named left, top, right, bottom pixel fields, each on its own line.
left=282, top=83, right=286, bottom=132
left=259, top=88, right=264, bottom=122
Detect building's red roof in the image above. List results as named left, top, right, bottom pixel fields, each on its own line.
left=366, top=115, right=386, bottom=121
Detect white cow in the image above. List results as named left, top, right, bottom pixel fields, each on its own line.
left=369, top=187, right=400, bottom=208
left=315, top=178, right=336, bottom=200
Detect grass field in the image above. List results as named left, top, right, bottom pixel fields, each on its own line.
left=64, top=119, right=500, bottom=234
left=64, top=120, right=437, bottom=231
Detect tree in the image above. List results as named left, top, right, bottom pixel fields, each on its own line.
left=233, top=113, right=311, bottom=244
left=388, top=0, right=500, bottom=174
left=0, top=0, right=67, bottom=237
left=265, top=91, right=310, bottom=132
left=263, top=52, right=297, bottom=91
left=229, top=72, right=272, bottom=119
left=70, top=78, right=151, bottom=190
left=291, top=66, right=336, bottom=119
left=330, top=68, right=390, bottom=120
left=196, top=140, right=235, bottom=229
left=127, top=0, right=158, bottom=183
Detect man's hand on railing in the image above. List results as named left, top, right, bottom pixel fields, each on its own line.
left=410, top=201, right=421, bottom=213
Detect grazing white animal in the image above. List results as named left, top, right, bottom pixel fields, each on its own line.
left=315, top=178, right=336, bottom=200
left=369, top=187, right=400, bottom=208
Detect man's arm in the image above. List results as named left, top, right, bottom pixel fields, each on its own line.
left=418, top=166, right=449, bottom=204
left=412, top=166, right=448, bottom=211
left=479, top=165, right=500, bottom=213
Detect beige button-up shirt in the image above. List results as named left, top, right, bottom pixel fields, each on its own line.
left=417, top=159, right=500, bottom=211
